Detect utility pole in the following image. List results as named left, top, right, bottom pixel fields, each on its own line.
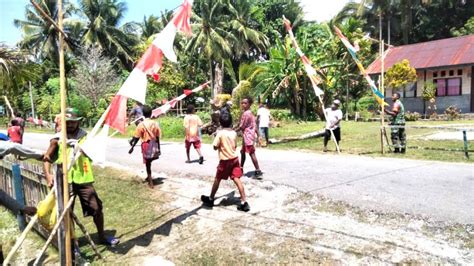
left=29, top=81, right=35, bottom=119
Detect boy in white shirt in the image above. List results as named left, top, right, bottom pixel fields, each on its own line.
left=201, top=110, right=250, bottom=212
left=257, top=103, right=271, bottom=146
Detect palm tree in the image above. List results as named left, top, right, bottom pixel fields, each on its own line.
left=0, top=46, right=39, bottom=106
left=14, top=0, right=78, bottom=63
left=79, top=0, right=139, bottom=70
left=185, top=0, right=234, bottom=96
left=226, top=0, right=269, bottom=61
left=225, top=0, right=269, bottom=83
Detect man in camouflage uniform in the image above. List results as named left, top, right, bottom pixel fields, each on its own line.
left=384, top=92, right=406, bottom=153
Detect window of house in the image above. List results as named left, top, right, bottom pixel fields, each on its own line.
left=404, top=82, right=416, bottom=97
left=449, top=70, right=454, bottom=76
left=433, top=72, right=438, bottom=78
left=457, top=69, right=463, bottom=76
left=435, top=78, right=461, bottom=96
left=436, top=79, right=446, bottom=96
left=447, top=78, right=461, bottom=95
left=441, top=71, right=446, bottom=77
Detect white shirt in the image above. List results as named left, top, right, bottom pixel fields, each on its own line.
left=325, top=108, right=343, bottom=129
left=257, top=107, right=270, bottom=128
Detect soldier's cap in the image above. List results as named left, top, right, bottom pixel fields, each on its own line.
left=333, top=99, right=341, bottom=105
left=65, top=108, right=83, bottom=121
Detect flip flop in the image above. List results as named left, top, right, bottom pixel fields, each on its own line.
left=101, top=236, right=120, bottom=247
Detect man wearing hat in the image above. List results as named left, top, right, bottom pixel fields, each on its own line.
left=43, top=108, right=119, bottom=247
left=323, top=99, right=343, bottom=152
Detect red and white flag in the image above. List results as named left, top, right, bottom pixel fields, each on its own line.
left=81, top=0, right=194, bottom=163
left=152, top=81, right=210, bottom=118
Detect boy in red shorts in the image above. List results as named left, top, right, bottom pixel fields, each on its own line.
left=201, top=110, right=250, bottom=212
left=238, top=97, right=262, bottom=177
left=184, top=104, right=204, bottom=164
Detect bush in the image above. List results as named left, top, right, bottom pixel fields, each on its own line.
left=405, top=111, right=421, bottom=121
left=270, top=109, right=294, bottom=121
left=444, top=105, right=461, bottom=120
left=357, top=96, right=377, bottom=112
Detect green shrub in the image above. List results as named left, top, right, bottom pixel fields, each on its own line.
left=444, top=105, right=461, bottom=120
left=405, top=111, right=421, bottom=121
left=357, top=96, right=377, bottom=112
left=270, top=109, right=294, bottom=121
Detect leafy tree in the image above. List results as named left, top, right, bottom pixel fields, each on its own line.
left=422, top=81, right=437, bottom=117
left=79, top=0, right=139, bottom=70
left=0, top=46, right=40, bottom=109
left=14, top=0, right=79, bottom=63
left=385, top=59, right=417, bottom=90
left=451, top=16, right=474, bottom=36
left=72, top=45, right=118, bottom=109
left=186, top=0, right=234, bottom=96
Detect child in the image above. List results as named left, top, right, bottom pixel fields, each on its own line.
left=128, top=105, right=161, bottom=188
left=201, top=110, right=250, bottom=212
left=238, top=97, right=262, bottom=177
left=183, top=104, right=204, bottom=164
left=7, top=119, right=22, bottom=144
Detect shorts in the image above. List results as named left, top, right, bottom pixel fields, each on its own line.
left=216, top=158, right=243, bottom=180
left=185, top=139, right=201, bottom=150
left=241, top=144, right=256, bottom=154
left=72, top=183, right=103, bottom=217
left=324, top=127, right=341, bottom=142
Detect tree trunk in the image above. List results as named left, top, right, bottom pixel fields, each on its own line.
left=209, top=59, right=215, bottom=99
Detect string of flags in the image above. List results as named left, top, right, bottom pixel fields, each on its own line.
left=334, top=26, right=388, bottom=106
left=152, top=81, right=210, bottom=118
left=80, top=0, right=194, bottom=163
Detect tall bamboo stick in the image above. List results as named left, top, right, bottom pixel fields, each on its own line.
left=57, top=0, right=72, bottom=264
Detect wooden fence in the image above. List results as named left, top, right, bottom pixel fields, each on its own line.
left=0, top=156, right=52, bottom=236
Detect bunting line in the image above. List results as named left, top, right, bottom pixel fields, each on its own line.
left=334, top=26, right=388, bottom=106
left=282, top=16, right=323, bottom=96
left=152, top=81, right=210, bottom=118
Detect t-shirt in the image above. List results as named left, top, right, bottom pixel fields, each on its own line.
left=8, top=126, right=22, bottom=143
left=183, top=114, right=203, bottom=142
left=134, top=119, right=161, bottom=142
left=257, top=107, right=270, bottom=128
left=239, top=110, right=256, bottom=146
left=213, top=128, right=238, bottom=160
left=325, top=108, right=343, bottom=130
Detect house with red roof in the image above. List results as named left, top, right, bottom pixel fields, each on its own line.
left=366, top=34, right=474, bottom=113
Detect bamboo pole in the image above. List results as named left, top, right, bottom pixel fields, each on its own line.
left=381, top=39, right=385, bottom=154
left=57, top=0, right=72, bottom=264
left=71, top=212, right=103, bottom=260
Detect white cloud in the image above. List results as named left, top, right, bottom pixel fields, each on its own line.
left=299, top=0, right=360, bottom=22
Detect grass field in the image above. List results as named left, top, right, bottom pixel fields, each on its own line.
left=267, top=120, right=474, bottom=162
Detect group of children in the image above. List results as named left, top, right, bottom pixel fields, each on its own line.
left=129, top=96, right=263, bottom=212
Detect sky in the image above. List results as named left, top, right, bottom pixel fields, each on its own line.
left=0, top=0, right=356, bottom=47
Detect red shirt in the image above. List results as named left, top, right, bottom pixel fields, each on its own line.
left=8, top=126, right=22, bottom=143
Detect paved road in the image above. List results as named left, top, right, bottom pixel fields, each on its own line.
left=22, top=132, right=474, bottom=224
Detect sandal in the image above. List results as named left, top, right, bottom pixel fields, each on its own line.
left=101, top=236, right=120, bottom=247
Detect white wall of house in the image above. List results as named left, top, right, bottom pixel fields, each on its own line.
left=383, top=66, right=472, bottom=113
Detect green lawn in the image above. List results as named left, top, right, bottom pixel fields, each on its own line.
left=267, top=120, right=474, bottom=162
